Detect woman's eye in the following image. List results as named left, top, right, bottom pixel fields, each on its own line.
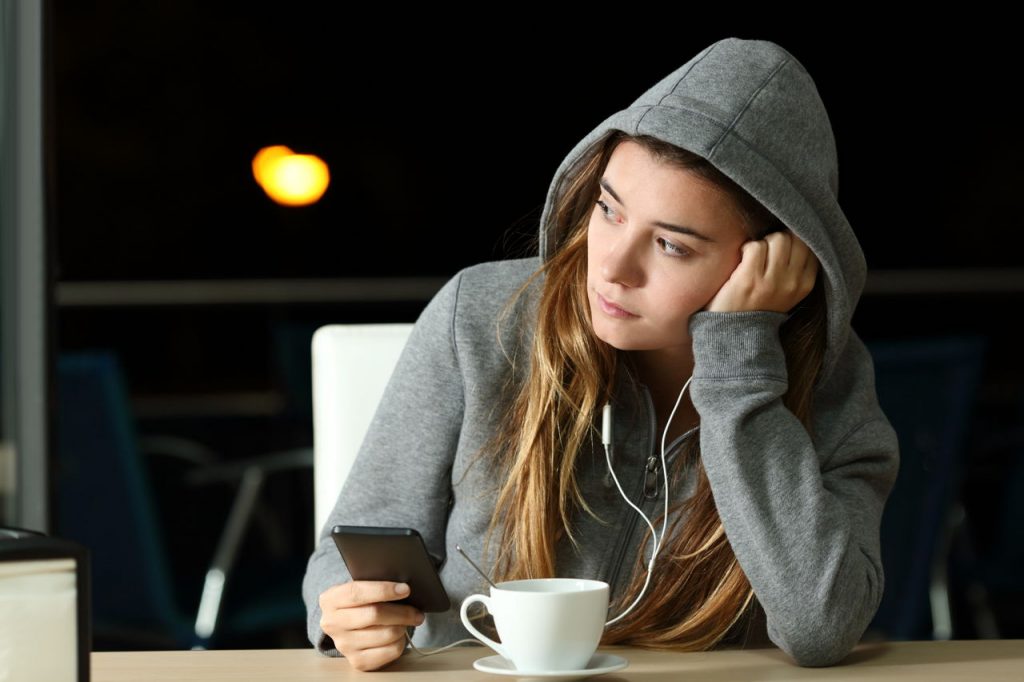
left=595, top=198, right=620, bottom=223
left=657, top=237, right=690, bottom=258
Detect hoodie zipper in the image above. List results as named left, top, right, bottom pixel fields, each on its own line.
left=605, top=384, right=697, bottom=602
left=643, top=456, right=660, bottom=499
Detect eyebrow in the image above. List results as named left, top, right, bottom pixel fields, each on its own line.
left=599, top=177, right=716, bottom=243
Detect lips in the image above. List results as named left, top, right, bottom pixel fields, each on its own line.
left=597, top=292, right=638, bottom=318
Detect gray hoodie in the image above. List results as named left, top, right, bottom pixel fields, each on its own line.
left=302, top=36, right=899, bottom=667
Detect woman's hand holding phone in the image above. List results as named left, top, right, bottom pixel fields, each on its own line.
left=703, top=229, right=819, bottom=313
left=319, top=580, right=426, bottom=671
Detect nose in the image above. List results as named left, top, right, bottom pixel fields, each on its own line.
left=600, top=227, right=644, bottom=287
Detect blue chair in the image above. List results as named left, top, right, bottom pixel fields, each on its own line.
left=944, top=387, right=1024, bottom=638
left=866, top=335, right=989, bottom=640
left=55, top=350, right=309, bottom=649
left=56, top=351, right=202, bottom=648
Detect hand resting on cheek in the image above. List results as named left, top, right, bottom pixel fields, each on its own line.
left=702, top=230, right=819, bottom=314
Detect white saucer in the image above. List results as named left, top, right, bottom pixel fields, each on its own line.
left=473, top=653, right=628, bottom=680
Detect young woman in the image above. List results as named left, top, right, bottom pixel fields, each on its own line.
left=303, top=36, right=899, bottom=671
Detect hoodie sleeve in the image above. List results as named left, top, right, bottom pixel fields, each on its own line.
left=301, top=269, right=465, bottom=657
left=686, top=309, right=899, bottom=667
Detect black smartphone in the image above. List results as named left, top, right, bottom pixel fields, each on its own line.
left=331, top=525, right=451, bottom=613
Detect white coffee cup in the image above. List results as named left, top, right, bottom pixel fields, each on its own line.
left=459, top=578, right=609, bottom=672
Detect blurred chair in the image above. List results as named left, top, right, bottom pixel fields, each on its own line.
left=187, top=446, right=311, bottom=645
left=56, top=350, right=309, bottom=649
left=945, top=385, right=1024, bottom=637
left=966, top=435, right=1024, bottom=634
left=865, top=334, right=990, bottom=640
left=311, top=324, right=413, bottom=541
left=56, top=351, right=206, bottom=649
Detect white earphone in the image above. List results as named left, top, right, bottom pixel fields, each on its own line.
left=602, top=373, right=694, bottom=625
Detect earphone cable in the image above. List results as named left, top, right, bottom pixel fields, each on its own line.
left=404, top=629, right=483, bottom=657
left=602, top=440, right=661, bottom=626
left=603, top=373, right=693, bottom=625
left=654, top=375, right=693, bottom=567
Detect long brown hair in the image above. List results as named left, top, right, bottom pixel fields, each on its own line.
left=478, top=129, right=828, bottom=650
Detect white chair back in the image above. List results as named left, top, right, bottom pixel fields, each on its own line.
left=311, top=323, right=414, bottom=543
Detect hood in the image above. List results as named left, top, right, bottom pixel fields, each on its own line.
left=537, top=37, right=865, bottom=385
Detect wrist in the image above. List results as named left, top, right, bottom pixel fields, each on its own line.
left=689, top=310, right=788, bottom=380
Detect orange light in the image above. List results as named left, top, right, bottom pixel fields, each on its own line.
left=252, top=145, right=330, bottom=206
left=252, top=145, right=293, bottom=185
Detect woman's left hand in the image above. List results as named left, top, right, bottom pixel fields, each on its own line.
left=703, top=230, right=819, bottom=314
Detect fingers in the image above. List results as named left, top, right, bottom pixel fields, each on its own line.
left=320, top=596, right=424, bottom=633
left=339, top=602, right=425, bottom=629
left=757, top=231, right=818, bottom=312
left=318, top=581, right=426, bottom=672
left=764, top=231, right=816, bottom=279
left=762, top=231, right=793, bottom=276
left=346, top=637, right=409, bottom=672
left=788, top=232, right=817, bottom=275
left=787, top=233, right=809, bottom=271
left=785, top=232, right=819, bottom=291
left=341, top=624, right=412, bottom=650
left=325, top=580, right=411, bottom=608
left=764, top=230, right=794, bottom=268
left=739, top=238, right=768, bottom=278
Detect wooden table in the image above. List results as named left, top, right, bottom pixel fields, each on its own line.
left=92, top=640, right=1023, bottom=681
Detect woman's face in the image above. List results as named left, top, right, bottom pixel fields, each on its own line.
left=586, top=140, right=751, bottom=371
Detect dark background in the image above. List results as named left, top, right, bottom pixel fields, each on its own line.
left=53, top=8, right=1022, bottom=281
left=49, top=4, right=1024, bottom=649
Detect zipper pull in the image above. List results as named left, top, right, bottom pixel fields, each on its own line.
left=644, top=456, right=660, bottom=499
